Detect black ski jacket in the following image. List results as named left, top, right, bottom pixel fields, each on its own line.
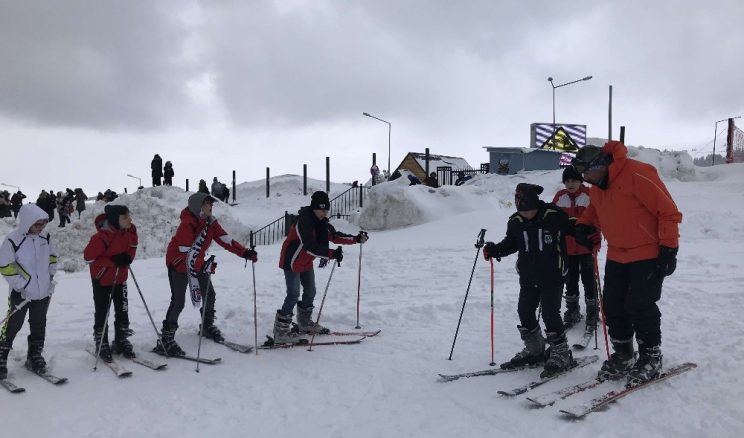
left=491, top=201, right=570, bottom=288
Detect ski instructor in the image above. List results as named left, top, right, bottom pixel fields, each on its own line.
left=156, top=192, right=257, bottom=356
left=571, top=141, right=682, bottom=385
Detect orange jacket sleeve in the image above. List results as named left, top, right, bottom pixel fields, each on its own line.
left=632, top=168, right=682, bottom=248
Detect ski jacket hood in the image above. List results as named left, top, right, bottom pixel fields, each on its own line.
left=188, top=192, right=216, bottom=217
left=18, top=204, right=49, bottom=233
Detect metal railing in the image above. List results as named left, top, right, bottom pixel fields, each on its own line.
left=437, top=163, right=490, bottom=186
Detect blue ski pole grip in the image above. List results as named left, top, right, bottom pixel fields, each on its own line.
left=475, top=229, right=487, bottom=249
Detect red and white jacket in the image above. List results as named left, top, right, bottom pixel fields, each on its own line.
left=552, top=185, right=598, bottom=256
left=279, top=207, right=357, bottom=273
left=165, top=208, right=246, bottom=273
left=84, top=214, right=138, bottom=286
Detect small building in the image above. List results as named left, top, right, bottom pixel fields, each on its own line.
left=484, top=147, right=564, bottom=175
left=393, top=152, right=472, bottom=182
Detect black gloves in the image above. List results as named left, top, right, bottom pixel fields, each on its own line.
left=483, top=242, right=501, bottom=262
left=330, top=247, right=344, bottom=263
left=356, top=231, right=369, bottom=244
left=110, top=253, right=133, bottom=266
left=574, top=224, right=601, bottom=250
left=656, top=246, right=678, bottom=278
left=242, top=248, right=258, bottom=263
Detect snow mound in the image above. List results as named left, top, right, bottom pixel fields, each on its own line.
left=627, top=146, right=697, bottom=181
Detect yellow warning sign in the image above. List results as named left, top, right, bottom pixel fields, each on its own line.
left=539, top=127, right=580, bottom=152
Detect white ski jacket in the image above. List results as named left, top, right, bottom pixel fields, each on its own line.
left=0, top=204, right=58, bottom=300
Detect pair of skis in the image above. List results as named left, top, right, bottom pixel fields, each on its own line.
left=1, top=366, right=69, bottom=393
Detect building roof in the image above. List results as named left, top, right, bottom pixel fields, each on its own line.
left=483, top=147, right=563, bottom=155
left=407, top=152, right=472, bottom=170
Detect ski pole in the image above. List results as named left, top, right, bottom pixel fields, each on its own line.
left=196, top=255, right=216, bottom=373
left=250, top=236, right=258, bottom=357
left=592, top=250, right=610, bottom=360
left=94, top=267, right=120, bottom=371
left=0, top=298, right=31, bottom=327
left=489, top=257, right=495, bottom=366
left=308, top=254, right=339, bottom=351
left=128, top=266, right=168, bottom=357
left=355, top=235, right=366, bottom=329
left=448, top=229, right=486, bottom=361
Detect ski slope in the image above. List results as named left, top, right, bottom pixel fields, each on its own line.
left=1, top=150, right=743, bottom=438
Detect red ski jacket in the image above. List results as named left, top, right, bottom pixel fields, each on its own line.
left=577, top=141, right=682, bottom=263
left=279, top=207, right=357, bottom=272
left=84, top=214, right=138, bottom=286
left=165, top=208, right=246, bottom=273
left=552, top=185, right=598, bottom=256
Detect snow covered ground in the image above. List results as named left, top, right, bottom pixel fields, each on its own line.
left=2, top=150, right=743, bottom=438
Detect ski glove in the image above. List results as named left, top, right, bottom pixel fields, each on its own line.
left=111, top=253, right=133, bottom=266
left=655, top=246, right=678, bottom=278
left=574, top=224, right=601, bottom=250
left=483, top=242, right=501, bottom=262
left=330, top=247, right=344, bottom=263
left=242, top=249, right=258, bottom=263
left=202, top=258, right=217, bottom=275
left=356, top=231, right=369, bottom=244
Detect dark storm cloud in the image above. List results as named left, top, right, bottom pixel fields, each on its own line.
left=0, top=1, right=200, bottom=129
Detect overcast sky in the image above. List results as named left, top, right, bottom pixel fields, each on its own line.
left=1, top=0, right=742, bottom=198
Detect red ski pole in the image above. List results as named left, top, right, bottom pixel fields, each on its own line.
left=355, top=240, right=364, bottom=329
left=593, top=250, right=610, bottom=360
left=489, top=258, right=495, bottom=366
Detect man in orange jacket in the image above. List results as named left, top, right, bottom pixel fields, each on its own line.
left=572, top=141, right=682, bottom=385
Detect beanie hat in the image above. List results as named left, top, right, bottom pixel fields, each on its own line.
left=104, top=204, right=129, bottom=229
left=515, top=183, right=543, bottom=212
left=562, top=166, right=583, bottom=183
left=310, top=191, right=330, bottom=210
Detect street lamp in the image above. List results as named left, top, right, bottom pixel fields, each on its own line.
left=712, top=115, right=742, bottom=166
left=548, top=75, right=592, bottom=149
left=1, top=183, right=20, bottom=191
left=363, top=112, right=392, bottom=176
left=126, top=174, right=142, bottom=188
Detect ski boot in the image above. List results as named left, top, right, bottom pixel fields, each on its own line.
left=0, top=341, right=10, bottom=379
left=500, top=326, right=546, bottom=370
left=273, top=311, right=301, bottom=345
left=93, top=328, right=113, bottom=363
left=296, top=305, right=330, bottom=335
left=112, top=325, right=136, bottom=359
left=627, top=344, right=662, bottom=386
left=562, top=296, right=583, bottom=328
left=153, top=321, right=186, bottom=357
left=200, top=310, right=225, bottom=343
left=541, top=331, right=574, bottom=378
left=597, top=338, right=635, bottom=380
left=584, top=298, right=598, bottom=333
left=25, top=337, right=47, bottom=373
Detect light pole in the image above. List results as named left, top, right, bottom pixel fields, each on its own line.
left=363, top=112, right=391, bottom=176
left=1, top=183, right=20, bottom=191
left=548, top=75, right=592, bottom=149
left=126, top=174, right=142, bottom=189
left=712, top=115, right=742, bottom=166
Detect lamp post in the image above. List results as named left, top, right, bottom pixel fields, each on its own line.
left=1, top=183, right=20, bottom=191
left=363, top=112, right=391, bottom=176
left=712, top=116, right=742, bottom=166
left=126, top=174, right=142, bottom=189
left=548, top=75, right=592, bottom=149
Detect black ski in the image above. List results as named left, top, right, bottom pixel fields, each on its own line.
left=86, top=348, right=133, bottom=378
left=572, top=329, right=595, bottom=350
left=1, top=379, right=25, bottom=393
left=497, top=355, right=599, bottom=397
left=219, top=340, right=254, bottom=354
left=258, top=335, right=366, bottom=350
left=152, top=349, right=222, bottom=365
left=527, top=377, right=606, bottom=407
left=26, top=366, right=68, bottom=385
left=125, top=355, right=168, bottom=370
left=291, top=323, right=381, bottom=338
left=560, top=362, right=697, bottom=418
left=438, top=364, right=537, bottom=383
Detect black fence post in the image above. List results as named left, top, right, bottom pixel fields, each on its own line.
left=372, top=153, right=377, bottom=186
left=359, top=184, right=364, bottom=208
left=186, top=179, right=189, bottom=192
left=425, top=147, right=430, bottom=176
left=284, top=211, right=289, bottom=236
left=266, top=167, right=270, bottom=198
left=326, top=157, right=330, bottom=194
left=303, top=164, right=307, bottom=196
left=232, top=170, right=236, bottom=203
left=124, top=187, right=128, bottom=194
left=620, top=126, right=626, bottom=143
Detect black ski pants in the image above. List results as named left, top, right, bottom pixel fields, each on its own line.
left=152, top=176, right=162, bottom=186
left=92, top=280, right=130, bottom=333
left=602, top=258, right=663, bottom=354
left=517, top=282, right=564, bottom=334
left=164, top=267, right=216, bottom=327
left=565, top=254, right=596, bottom=301
left=1, top=292, right=50, bottom=346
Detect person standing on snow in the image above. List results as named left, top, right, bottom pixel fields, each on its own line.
left=151, top=154, right=163, bottom=186
left=83, top=205, right=138, bottom=362
left=552, top=166, right=599, bottom=331
left=571, top=141, right=682, bottom=385
left=483, top=183, right=573, bottom=378
left=163, top=161, right=174, bottom=186
left=273, top=191, right=368, bottom=345
left=10, top=191, right=26, bottom=219
left=156, top=193, right=257, bottom=356
left=0, top=205, right=58, bottom=378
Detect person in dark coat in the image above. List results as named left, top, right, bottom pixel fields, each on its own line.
left=74, top=188, right=88, bottom=219
left=151, top=154, right=163, bottom=186
left=163, top=161, right=174, bottom=186
left=10, top=191, right=26, bottom=218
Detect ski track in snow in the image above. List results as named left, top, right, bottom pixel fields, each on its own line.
left=2, top=157, right=744, bottom=438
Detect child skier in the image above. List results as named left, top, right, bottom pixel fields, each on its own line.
left=483, top=183, right=573, bottom=378
left=156, top=192, right=257, bottom=356
left=552, top=166, right=599, bottom=331
left=84, top=205, right=138, bottom=361
left=0, top=204, right=58, bottom=377
left=273, top=191, right=368, bottom=344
